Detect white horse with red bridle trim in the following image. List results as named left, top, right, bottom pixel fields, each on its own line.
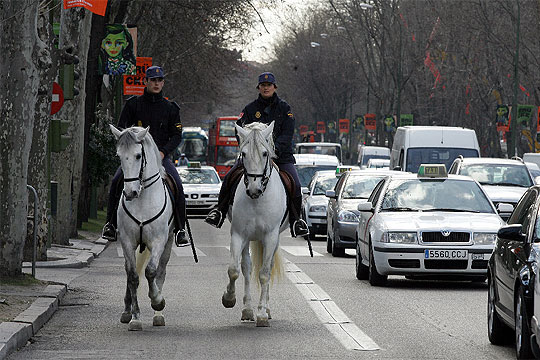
left=222, top=121, right=288, bottom=326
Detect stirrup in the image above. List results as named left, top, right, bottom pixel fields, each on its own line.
left=205, top=209, right=224, bottom=228
left=102, top=223, right=117, bottom=241
left=175, top=229, right=189, bottom=247
left=292, top=219, right=309, bottom=238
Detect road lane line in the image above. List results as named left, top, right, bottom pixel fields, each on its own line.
left=281, top=245, right=323, bottom=257
left=284, top=258, right=380, bottom=351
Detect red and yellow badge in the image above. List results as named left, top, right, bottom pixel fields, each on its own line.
left=239, top=112, right=244, bottom=118
left=255, top=111, right=261, bottom=119
left=287, top=112, right=294, bottom=118
left=176, top=123, right=182, bottom=130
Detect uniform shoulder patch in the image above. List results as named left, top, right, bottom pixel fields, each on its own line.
left=287, top=112, right=294, bottom=118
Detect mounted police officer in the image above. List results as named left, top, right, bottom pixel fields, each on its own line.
left=205, top=72, right=309, bottom=237
left=102, top=65, right=189, bottom=245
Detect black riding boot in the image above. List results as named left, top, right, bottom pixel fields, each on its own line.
left=205, top=183, right=230, bottom=228
left=290, top=196, right=309, bottom=237
left=102, top=190, right=120, bottom=241
left=174, top=195, right=189, bottom=246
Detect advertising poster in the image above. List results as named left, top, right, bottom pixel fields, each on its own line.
left=99, top=24, right=137, bottom=76
left=123, top=57, right=152, bottom=95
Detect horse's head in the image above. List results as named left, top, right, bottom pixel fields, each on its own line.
left=235, top=121, right=276, bottom=199
left=110, top=125, right=162, bottom=201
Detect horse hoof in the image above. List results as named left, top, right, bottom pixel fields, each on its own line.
left=152, top=298, right=165, bottom=311
left=128, top=319, right=142, bottom=331
left=120, top=312, right=131, bottom=324
left=241, top=308, right=255, bottom=321
left=153, top=314, right=165, bottom=326
left=266, top=308, right=272, bottom=320
left=256, top=316, right=269, bottom=327
left=222, top=294, right=236, bottom=308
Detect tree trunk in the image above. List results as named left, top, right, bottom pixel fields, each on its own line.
left=0, top=1, right=40, bottom=277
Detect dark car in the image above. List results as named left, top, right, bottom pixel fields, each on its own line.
left=487, top=185, right=540, bottom=359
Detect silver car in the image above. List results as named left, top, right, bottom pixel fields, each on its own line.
left=176, top=165, right=221, bottom=215
left=326, top=170, right=401, bottom=257
left=301, top=170, right=338, bottom=240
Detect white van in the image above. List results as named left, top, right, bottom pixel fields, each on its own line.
left=523, top=153, right=540, bottom=169
left=357, top=146, right=391, bottom=168
left=390, top=126, right=480, bottom=173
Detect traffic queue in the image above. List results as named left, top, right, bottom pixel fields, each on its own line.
left=296, top=126, right=540, bottom=359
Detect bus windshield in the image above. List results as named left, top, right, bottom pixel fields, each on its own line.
left=219, top=120, right=237, bottom=137
left=217, top=145, right=239, bottom=166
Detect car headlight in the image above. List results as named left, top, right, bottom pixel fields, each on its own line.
left=310, top=205, right=326, bottom=212
left=207, top=194, right=219, bottom=198
left=383, top=232, right=418, bottom=244
left=337, top=210, right=358, bottom=222
left=473, top=233, right=497, bottom=245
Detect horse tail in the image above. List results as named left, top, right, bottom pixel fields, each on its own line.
left=136, top=246, right=151, bottom=290
left=250, top=241, right=284, bottom=286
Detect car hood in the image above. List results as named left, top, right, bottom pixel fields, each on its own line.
left=378, top=212, right=504, bottom=233
left=481, top=185, right=527, bottom=203
left=183, top=184, right=220, bottom=192
left=340, top=199, right=366, bottom=212
left=307, top=195, right=328, bottom=206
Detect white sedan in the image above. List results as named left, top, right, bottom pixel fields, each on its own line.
left=355, top=164, right=508, bottom=286
left=176, top=164, right=221, bottom=215
left=301, top=170, right=338, bottom=240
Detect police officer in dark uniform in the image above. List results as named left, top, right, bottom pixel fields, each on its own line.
left=205, top=72, right=309, bottom=237
left=102, top=65, right=188, bottom=245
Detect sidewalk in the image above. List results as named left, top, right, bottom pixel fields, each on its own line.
left=0, top=231, right=110, bottom=360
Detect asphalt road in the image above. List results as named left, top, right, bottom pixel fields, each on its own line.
left=9, top=217, right=515, bottom=359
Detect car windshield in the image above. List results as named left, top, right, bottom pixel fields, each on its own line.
left=312, top=175, right=338, bottom=195
left=177, top=168, right=220, bottom=184
left=380, top=178, right=494, bottom=213
left=342, top=175, right=384, bottom=199
left=362, top=154, right=390, bottom=166
left=296, top=165, right=338, bottom=187
left=406, top=147, right=479, bottom=173
left=459, top=163, right=533, bottom=187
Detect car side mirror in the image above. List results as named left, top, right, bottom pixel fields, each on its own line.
left=393, top=166, right=402, bottom=171
left=325, top=190, right=336, bottom=198
left=497, top=224, right=525, bottom=242
left=357, top=201, right=373, bottom=212
left=497, top=203, right=514, bottom=214
left=301, top=187, right=310, bottom=195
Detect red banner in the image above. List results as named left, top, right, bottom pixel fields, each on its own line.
left=123, top=57, right=152, bottom=95
left=299, top=125, right=308, bottom=136
left=64, top=0, right=107, bottom=16
left=316, top=121, right=326, bottom=134
left=338, top=118, right=350, bottom=134
left=364, top=113, right=376, bottom=131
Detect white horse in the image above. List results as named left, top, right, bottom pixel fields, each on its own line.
left=221, top=122, right=288, bottom=327
left=110, top=125, right=175, bottom=331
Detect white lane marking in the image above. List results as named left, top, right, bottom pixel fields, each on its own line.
left=284, top=258, right=380, bottom=351
left=281, top=245, right=323, bottom=257
left=117, top=244, right=123, bottom=258
left=116, top=244, right=206, bottom=257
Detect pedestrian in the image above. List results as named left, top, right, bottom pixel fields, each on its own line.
left=102, top=65, right=189, bottom=245
left=177, top=153, right=190, bottom=166
left=205, top=71, right=309, bottom=237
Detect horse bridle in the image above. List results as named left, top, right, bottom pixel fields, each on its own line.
left=122, top=142, right=161, bottom=196
left=241, top=149, right=273, bottom=194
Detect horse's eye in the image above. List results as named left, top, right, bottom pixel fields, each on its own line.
left=136, top=154, right=142, bottom=160
left=262, top=151, right=268, bottom=157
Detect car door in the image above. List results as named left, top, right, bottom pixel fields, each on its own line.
left=327, top=174, right=346, bottom=237
left=360, top=179, right=387, bottom=263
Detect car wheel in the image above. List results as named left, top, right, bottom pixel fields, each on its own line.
left=515, top=288, right=533, bottom=359
left=368, top=240, right=387, bottom=286
left=355, top=239, right=369, bottom=280
left=331, top=229, right=345, bottom=257
left=487, top=275, right=511, bottom=345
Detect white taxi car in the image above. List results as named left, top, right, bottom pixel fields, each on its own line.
left=355, top=164, right=507, bottom=286
left=301, top=170, right=338, bottom=240
left=176, top=163, right=221, bottom=215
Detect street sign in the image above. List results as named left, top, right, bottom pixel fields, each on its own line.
left=316, top=121, right=326, bottom=134
left=365, top=113, right=376, bottom=130
left=299, top=125, right=308, bottom=136
left=51, top=82, right=64, bottom=115
left=338, top=119, right=350, bottom=133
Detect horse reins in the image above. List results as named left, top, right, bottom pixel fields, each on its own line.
left=123, top=142, right=161, bottom=192
left=241, top=147, right=272, bottom=194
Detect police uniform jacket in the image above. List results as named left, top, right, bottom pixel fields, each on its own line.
left=117, top=88, right=182, bottom=157
left=237, top=93, right=295, bottom=164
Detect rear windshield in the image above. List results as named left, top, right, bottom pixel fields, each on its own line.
left=406, top=147, right=479, bottom=173
left=296, top=165, right=338, bottom=187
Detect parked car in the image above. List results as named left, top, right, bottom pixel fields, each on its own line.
left=326, top=169, right=401, bottom=257
left=294, top=153, right=340, bottom=187
left=366, top=158, right=390, bottom=169
left=488, top=185, right=540, bottom=359
left=296, top=142, right=343, bottom=163
left=449, top=156, right=534, bottom=221
left=357, top=146, right=390, bottom=169
left=356, top=164, right=507, bottom=286
left=301, top=170, right=339, bottom=241
left=176, top=163, right=221, bottom=215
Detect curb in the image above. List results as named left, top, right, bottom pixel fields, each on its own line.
left=0, top=238, right=109, bottom=359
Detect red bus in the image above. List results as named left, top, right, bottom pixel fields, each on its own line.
left=207, top=116, right=239, bottom=179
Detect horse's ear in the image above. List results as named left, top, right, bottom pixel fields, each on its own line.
left=262, top=121, right=275, bottom=140
left=136, top=127, right=149, bottom=142
left=235, top=124, right=248, bottom=144
left=110, top=124, right=123, bottom=140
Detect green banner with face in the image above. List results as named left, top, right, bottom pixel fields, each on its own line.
left=384, top=115, right=395, bottom=132
left=400, top=114, right=413, bottom=127
left=99, top=24, right=137, bottom=76
left=517, top=105, right=535, bottom=129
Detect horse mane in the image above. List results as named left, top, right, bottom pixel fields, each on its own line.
left=240, top=122, right=276, bottom=163
left=116, top=126, right=165, bottom=177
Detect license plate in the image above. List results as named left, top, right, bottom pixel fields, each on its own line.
left=424, top=249, right=468, bottom=259
left=471, top=253, right=485, bottom=260
left=188, top=200, right=205, bottom=205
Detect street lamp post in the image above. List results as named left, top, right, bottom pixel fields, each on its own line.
left=509, top=0, right=520, bottom=158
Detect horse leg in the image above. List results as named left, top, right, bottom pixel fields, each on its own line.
left=153, top=231, right=173, bottom=327
left=146, top=243, right=167, bottom=312
left=256, top=239, right=279, bottom=327
left=120, top=285, right=132, bottom=323
left=240, top=245, right=254, bottom=321
left=123, top=250, right=142, bottom=331
left=222, top=233, right=243, bottom=308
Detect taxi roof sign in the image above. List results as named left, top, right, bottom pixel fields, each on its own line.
left=336, top=166, right=353, bottom=176
left=417, top=164, right=447, bottom=178
left=188, top=161, right=201, bottom=169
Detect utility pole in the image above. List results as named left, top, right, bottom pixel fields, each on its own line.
left=509, top=0, right=520, bottom=158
